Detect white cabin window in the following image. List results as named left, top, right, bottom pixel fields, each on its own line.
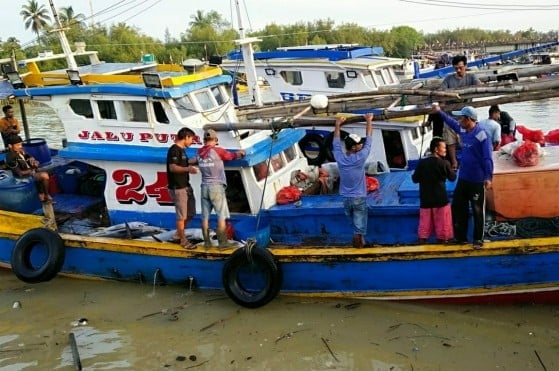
left=97, top=101, right=117, bottom=120
left=174, top=96, right=197, bottom=118
left=195, top=90, right=216, bottom=110
left=152, top=101, right=169, bottom=124
left=69, top=99, right=93, bottom=118
left=364, top=72, right=377, bottom=89
left=121, top=101, right=148, bottom=122
left=211, top=86, right=226, bottom=105
left=279, top=71, right=303, bottom=86
left=381, top=68, right=396, bottom=84
left=270, top=153, right=285, bottom=172
left=284, top=145, right=297, bottom=162
left=253, top=161, right=270, bottom=181
left=325, top=72, right=346, bottom=88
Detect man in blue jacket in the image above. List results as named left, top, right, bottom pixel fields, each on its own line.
left=431, top=105, right=493, bottom=249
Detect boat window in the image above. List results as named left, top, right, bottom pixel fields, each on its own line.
left=69, top=99, right=93, bottom=118
left=411, top=127, right=419, bottom=140
left=121, top=101, right=148, bottom=122
left=364, top=72, right=377, bottom=89
left=270, top=153, right=284, bottom=171
left=152, top=101, right=169, bottom=124
left=211, top=86, right=226, bottom=105
left=253, top=161, right=270, bottom=181
left=373, top=70, right=384, bottom=85
left=225, top=170, right=250, bottom=213
left=284, top=145, right=297, bottom=162
left=194, top=90, right=216, bottom=110
left=325, top=72, right=346, bottom=89
left=382, top=130, right=406, bottom=169
left=279, top=71, right=303, bottom=86
left=174, top=96, right=197, bottom=118
left=381, top=68, right=395, bottom=84
left=97, top=101, right=117, bottom=120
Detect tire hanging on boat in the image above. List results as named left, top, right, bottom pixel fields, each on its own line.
left=298, top=133, right=326, bottom=166
left=323, top=130, right=350, bottom=163
left=11, top=228, right=66, bottom=283
left=222, top=245, right=282, bottom=308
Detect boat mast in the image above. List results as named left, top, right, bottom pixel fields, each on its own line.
left=234, top=0, right=263, bottom=107
left=48, top=0, right=78, bottom=70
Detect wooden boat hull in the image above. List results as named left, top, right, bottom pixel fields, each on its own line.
left=1, top=210, right=558, bottom=304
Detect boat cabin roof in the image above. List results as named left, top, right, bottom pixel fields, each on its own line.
left=227, top=45, right=385, bottom=62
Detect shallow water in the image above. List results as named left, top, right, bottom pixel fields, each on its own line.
left=1, top=270, right=558, bottom=370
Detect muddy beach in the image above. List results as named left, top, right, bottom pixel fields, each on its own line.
left=1, top=270, right=558, bottom=370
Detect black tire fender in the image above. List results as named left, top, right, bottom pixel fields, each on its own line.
left=11, top=228, right=65, bottom=283
left=298, top=133, right=326, bottom=166
left=324, top=130, right=350, bottom=162
left=222, top=246, right=282, bottom=308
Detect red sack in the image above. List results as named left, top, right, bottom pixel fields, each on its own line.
left=545, top=129, right=559, bottom=144
left=512, top=140, right=540, bottom=167
left=366, top=176, right=379, bottom=192
left=276, top=185, right=302, bottom=205
left=516, top=125, right=545, bottom=146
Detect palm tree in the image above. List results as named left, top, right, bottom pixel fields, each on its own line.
left=189, top=10, right=228, bottom=31
left=59, top=6, right=86, bottom=28
left=20, top=0, right=51, bottom=44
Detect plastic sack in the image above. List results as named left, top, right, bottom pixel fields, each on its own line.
left=366, top=176, right=379, bottom=192
left=512, top=140, right=540, bottom=167
left=516, top=125, right=545, bottom=146
left=276, top=185, right=302, bottom=205
left=545, top=129, right=559, bottom=144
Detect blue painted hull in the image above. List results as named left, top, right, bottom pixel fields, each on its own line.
left=2, top=230, right=558, bottom=303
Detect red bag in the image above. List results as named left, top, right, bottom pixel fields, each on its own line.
left=366, top=176, right=379, bottom=192
left=276, top=186, right=302, bottom=205
left=545, top=129, right=559, bottom=144
left=516, top=125, right=545, bottom=146
left=512, top=140, right=540, bottom=167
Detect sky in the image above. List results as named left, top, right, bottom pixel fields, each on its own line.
left=2, top=0, right=559, bottom=46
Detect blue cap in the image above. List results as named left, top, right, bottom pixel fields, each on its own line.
left=451, top=106, right=477, bottom=121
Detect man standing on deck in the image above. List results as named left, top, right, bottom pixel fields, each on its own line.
left=439, top=55, right=482, bottom=170
left=431, top=105, right=493, bottom=249
left=333, top=113, right=373, bottom=248
left=166, top=127, right=198, bottom=249
left=0, top=105, right=21, bottom=149
left=196, top=129, right=245, bottom=248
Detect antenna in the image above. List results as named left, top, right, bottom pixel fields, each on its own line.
left=48, top=0, right=78, bottom=70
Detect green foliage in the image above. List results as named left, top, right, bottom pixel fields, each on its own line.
left=4, top=7, right=558, bottom=65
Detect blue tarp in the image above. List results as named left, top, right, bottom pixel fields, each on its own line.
left=0, top=80, right=14, bottom=99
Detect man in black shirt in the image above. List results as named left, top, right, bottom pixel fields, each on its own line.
left=166, top=127, right=198, bottom=249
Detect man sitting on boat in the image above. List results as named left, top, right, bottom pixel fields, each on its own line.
left=5, top=134, right=52, bottom=203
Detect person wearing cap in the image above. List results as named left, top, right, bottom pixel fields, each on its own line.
left=431, top=104, right=493, bottom=249
left=0, top=105, right=21, bottom=148
left=5, top=134, right=52, bottom=203
left=166, top=127, right=199, bottom=249
left=333, top=113, right=373, bottom=248
left=196, top=129, right=245, bottom=248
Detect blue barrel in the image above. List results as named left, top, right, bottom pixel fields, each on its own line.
left=23, top=138, right=52, bottom=166
left=0, top=170, right=42, bottom=213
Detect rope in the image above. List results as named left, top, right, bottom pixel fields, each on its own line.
left=485, top=221, right=516, bottom=238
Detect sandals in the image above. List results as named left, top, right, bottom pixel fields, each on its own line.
left=179, top=239, right=197, bottom=250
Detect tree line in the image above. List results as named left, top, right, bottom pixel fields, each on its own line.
left=2, top=1, right=558, bottom=70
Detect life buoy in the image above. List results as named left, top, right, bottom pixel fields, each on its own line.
left=222, top=246, right=282, bottom=308
left=323, top=130, right=349, bottom=163
left=11, top=228, right=65, bottom=283
left=298, top=133, right=326, bottom=166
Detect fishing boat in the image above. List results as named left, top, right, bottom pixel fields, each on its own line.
left=2, top=2, right=559, bottom=308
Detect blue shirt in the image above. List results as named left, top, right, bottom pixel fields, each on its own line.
left=333, top=136, right=372, bottom=197
left=440, top=111, right=493, bottom=183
